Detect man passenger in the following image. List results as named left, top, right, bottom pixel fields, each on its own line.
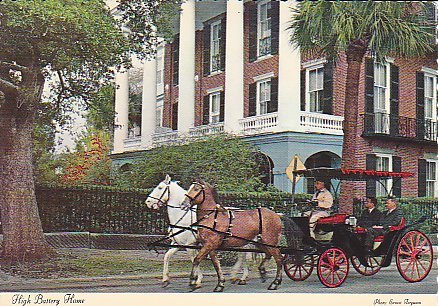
left=358, top=197, right=382, bottom=227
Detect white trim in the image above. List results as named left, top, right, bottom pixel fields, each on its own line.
left=302, top=58, right=327, bottom=69
left=425, top=159, right=438, bottom=198
left=256, top=78, right=272, bottom=116
left=375, top=153, right=393, bottom=197
left=209, top=91, right=221, bottom=124
left=305, top=64, right=324, bottom=113
left=253, top=72, right=275, bottom=83
left=257, top=0, right=272, bottom=58
left=206, top=86, right=224, bottom=95
left=422, top=66, right=438, bottom=76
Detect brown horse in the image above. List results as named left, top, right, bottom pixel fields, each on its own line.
left=182, top=180, right=301, bottom=292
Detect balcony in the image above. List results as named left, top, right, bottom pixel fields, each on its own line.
left=189, top=122, right=224, bottom=138
left=239, top=113, right=278, bottom=135
left=123, top=136, right=142, bottom=149
left=362, top=113, right=437, bottom=145
left=299, top=112, right=344, bottom=135
left=152, top=130, right=179, bottom=147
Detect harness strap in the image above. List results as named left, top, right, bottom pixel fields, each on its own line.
left=257, top=207, right=263, bottom=241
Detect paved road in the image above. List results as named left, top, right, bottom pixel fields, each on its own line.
left=4, top=262, right=436, bottom=294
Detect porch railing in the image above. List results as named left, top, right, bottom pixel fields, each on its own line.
left=189, top=122, right=225, bottom=137
left=239, top=113, right=278, bottom=135
left=299, top=111, right=344, bottom=135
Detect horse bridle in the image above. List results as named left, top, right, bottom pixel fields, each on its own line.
left=147, top=184, right=171, bottom=208
left=185, top=182, right=205, bottom=205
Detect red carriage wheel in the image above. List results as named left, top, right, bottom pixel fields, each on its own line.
left=317, top=248, right=349, bottom=288
left=351, top=255, right=383, bottom=276
left=283, top=254, right=315, bottom=281
left=396, top=230, right=433, bottom=282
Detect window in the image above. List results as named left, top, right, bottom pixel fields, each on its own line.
left=374, top=62, right=390, bottom=134
left=306, top=66, right=324, bottom=113
left=210, top=21, right=221, bottom=72
left=258, top=1, right=271, bottom=57
left=376, top=154, right=392, bottom=197
left=424, top=73, right=437, bottom=141
left=209, top=92, right=221, bottom=124
left=257, top=79, right=271, bottom=115
left=156, top=55, right=164, bottom=86
left=426, top=160, right=437, bottom=197
left=156, top=98, right=164, bottom=128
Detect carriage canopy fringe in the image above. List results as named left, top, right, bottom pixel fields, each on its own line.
left=293, top=168, right=414, bottom=181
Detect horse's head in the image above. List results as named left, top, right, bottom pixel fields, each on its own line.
left=182, top=180, right=206, bottom=209
left=145, top=174, right=172, bottom=210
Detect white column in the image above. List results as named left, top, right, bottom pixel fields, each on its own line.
left=224, top=0, right=244, bottom=134
left=113, top=69, right=129, bottom=153
left=277, top=0, right=301, bottom=132
left=141, top=58, right=157, bottom=148
left=177, top=0, right=196, bottom=134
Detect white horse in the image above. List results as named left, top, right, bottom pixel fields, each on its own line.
left=145, top=175, right=251, bottom=288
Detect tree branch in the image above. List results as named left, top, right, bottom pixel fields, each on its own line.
left=0, top=61, right=30, bottom=72
left=0, top=76, right=19, bottom=98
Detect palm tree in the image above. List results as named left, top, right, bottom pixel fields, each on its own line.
left=288, top=1, right=435, bottom=213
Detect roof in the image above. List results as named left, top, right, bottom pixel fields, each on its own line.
left=293, top=168, right=414, bottom=181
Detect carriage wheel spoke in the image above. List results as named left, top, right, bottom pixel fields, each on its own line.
left=416, top=259, right=428, bottom=273
left=402, top=259, right=414, bottom=274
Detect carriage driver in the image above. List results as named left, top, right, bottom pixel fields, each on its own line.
left=304, top=179, right=334, bottom=238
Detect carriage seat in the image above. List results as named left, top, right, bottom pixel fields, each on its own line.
left=354, top=217, right=406, bottom=242
left=317, top=213, right=348, bottom=225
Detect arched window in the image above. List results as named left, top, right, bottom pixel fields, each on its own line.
left=119, top=163, right=133, bottom=173
left=304, top=151, right=341, bottom=194
left=252, top=152, right=274, bottom=186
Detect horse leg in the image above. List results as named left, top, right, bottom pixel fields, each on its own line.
left=209, top=251, right=225, bottom=292
left=162, top=247, right=180, bottom=287
left=238, top=252, right=251, bottom=285
left=267, top=247, right=283, bottom=290
left=189, top=246, right=211, bottom=291
left=230, top=252, right=244, bottom=284
left=188, top=248, right=203, bottom=287
left=257, top=252, right=271, bottom=283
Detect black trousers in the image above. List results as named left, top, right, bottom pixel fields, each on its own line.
left=364, top=227, right=386, bottom=249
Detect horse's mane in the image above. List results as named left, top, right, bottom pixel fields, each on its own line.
left=199, top=180, right=221, bottom=205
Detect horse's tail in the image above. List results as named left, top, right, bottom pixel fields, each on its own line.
left=280, top=215, right=303, bottom=249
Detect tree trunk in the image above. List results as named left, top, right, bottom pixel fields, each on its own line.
left=0, top=71, right=55, bottom=262
left=339, top=45, right=368, bottom=214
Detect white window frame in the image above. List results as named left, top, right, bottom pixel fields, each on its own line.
left=156, top=46, right=165, bottom=95
left=424, top=72, right=437, bottom=141
left=376, top=153, right=393, bottom=197
left=257, top=0, right=271, bottom=58
left=305, top=63, right=324, bottom=113
left=156, top=97, right=164, bottom=128
left=209, top=92, right=221, bottom=124
left=426, top=159, right=438, bottom=198
left=256, top=78, right=271, bottom=116
left=373, top=61, right=391, bottom=134
left=210, top=20, right=221, bottom=73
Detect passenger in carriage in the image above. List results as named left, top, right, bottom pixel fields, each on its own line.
left=357, top=197, right=383, bottom=227
left=364, top=197, right=404, bottom=253
left=304, top=179, right=334, bottom=239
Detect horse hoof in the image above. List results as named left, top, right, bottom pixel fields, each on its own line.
left=268, top=284, right=278, bottom=290
left=213, top=285, right=224, bottom=292
left=189, top=284, right=201, bottom=292
left=162, top=280, right=169, bottom=288
left=238, top=280, right=247, bottom=285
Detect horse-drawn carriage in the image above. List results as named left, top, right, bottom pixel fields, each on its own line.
left=146, top=168, right=433, bottom=291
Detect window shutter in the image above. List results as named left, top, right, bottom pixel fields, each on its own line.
left=392, top=156, right=402, bottom=198
left=300, top=70, right=306, bottom=111
left=268, top=77, right=278, bottom=113
left=416, top=72, right=425, bottom=140
left=269, top=0, right=279, bottom=55
left=172, top=35, right=179, bottom=85
left=424, top=2, right=437, bottom=42
left=418, top=159, right=427, bottom=197
left=249, top=83, right=257, bottom=117
left=322, top=61, right=334, bottom=114
left=220, top=17, right=226, bottom=71
left=171, top=103, right=178, bottom=130
left=203, top=95, right=210, bottom=125
left=364, top=58, right=375, bottom=133
left=248, top=3, right=258, bottom=62
left=366, top=154, right=377, bottom=198
left=203, top=24, right=211, bottom=76
left=219, top=91, right=225, bottom=122
left=390, top=64, right=400, bottom=137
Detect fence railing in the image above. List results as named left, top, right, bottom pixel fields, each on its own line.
left=16, top=186, right=435, bottom=235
